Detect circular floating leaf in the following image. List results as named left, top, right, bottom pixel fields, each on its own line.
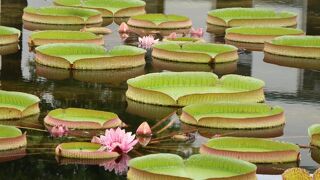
left=55, top=142, right=119, bottom=159
left=264, top=35, right=320, bottom=59
left=44, top=108, right=123, bottom=129
left=308, top=124, right=320, bottom=147
left=226, top=26, right=304, bottom=44
left=207, top=8, right=297, bottom=27
left=126, top=72, right=265, bottom=106
left=128, top=153, right=257, bottom=179
left=152, top=42, right=238, bottom=63
left=127, top=13, right=192, bottom=29
left=200, top=137, right=299, bottom=163
left=29, top=30, right=104, bottom=46
left=35, top=43, right=146, bottom=70
left=0, top=26, right=20, bottom=45
left=54, top=0, right=146, bottom=18
left=0, top=90, right=40, bottom=120
left=163, top=37, right=204, bottom=45
left=23, top=6, right=102, bottom=25
left=181, top=103, right=284, bottom=129
left=0, top=125, right=27, bottom=151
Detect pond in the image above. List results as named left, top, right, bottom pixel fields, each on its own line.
left=0, top=0, right=319, bottom=179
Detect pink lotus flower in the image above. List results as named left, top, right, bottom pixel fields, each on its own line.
left=120, top=33, right=129, bottom=42
left=100, top=154, right=130, bottom=175
left=136, top=122, right=152, bottom=136
left=138, top=35, right=159, bottom=49
left=91, top=127, right=138, bottom=154
left=190, top=28, right=204, bottom=38
left=50, top=124, right=68, bottom=137
left=167, top=32, right=177, bottom=39
left=118, top=22, right=129, bottom=33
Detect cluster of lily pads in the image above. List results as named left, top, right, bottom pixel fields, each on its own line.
left=0, top=1, right=319, bottom=179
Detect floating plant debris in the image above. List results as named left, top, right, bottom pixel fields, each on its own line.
left=126, top=72, right=265, bottom=106
left=35, top=43, right=146, bottom=69
left=44, top=108, right=123, bottom=130
left=54, top=0, right=146, bottom=18
left=200, top=137, right=300, bottom=163
left=207, top=8, right=297, bottom=27
left=180, top=103, right=285, bottom=129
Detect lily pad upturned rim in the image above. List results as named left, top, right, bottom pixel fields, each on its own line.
left=126, top=72, right=265, bottom=106
left=181, top=102, right=284, bottom=129
left=152, top=42, right=238, bottom=63
left=35, top=43, right=146, bottom=70
left=207, top=8, right=297, bottom=27
left=54, top=0, right=146, bottom=17
left=55, top=142, right=119, bottom=159
left=0, top=26, right=21, bottom=45
left=308, top=124, right=320, bottom=137
left=128, top=153, right=257, bottom=179
left=44, top=108, right=122, bottom=129
left=29, top=30, right=104, bottom=46
left=0, top=125, right=27, bottom=151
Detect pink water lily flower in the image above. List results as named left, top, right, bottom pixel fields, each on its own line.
left=167, top=32, right=177, bottom=39
left=136, top=121, right=152, bottom=136
left=190, top=27, right=204, bottom=38
left=100, top=154, right=130, bottom=175
left=50, top=124, right=68, bottom=138
left=138, top=35, right=159, bottom=49
left=91, top=127, right=138, bottom=154
left=120, top=33, right=129, bottom=42
left=118, top=22, right=129, bottom=33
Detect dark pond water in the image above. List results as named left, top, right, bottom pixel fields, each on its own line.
left=0, top=0, right=319, bottom=179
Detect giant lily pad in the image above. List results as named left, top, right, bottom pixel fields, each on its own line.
left=264, top=35, right=320, bottom=59
left=0, top=26, right=20, bottom=45
left=152, top=42, right=238, bottom=63
left=55, top=142, right=119, bottom=159
left=207, top=8, right=297, bottom=27
left=126, top=72, right=265, bottom=106
left=0, top=90, right=40, bottom=120
left=200, top=137, right=300, bottom=163
left=44, top=108, right=123, bottom=129
left=54, top=0, right=146, bottom=18
left=0, top=125, right=27, bottom=151
left=225, top=26, right=304, bottom=43
left=163, top=37, right=204, bottom=45
left=127, top=13, right=192, bottom=29
left=181, top=103, right=284, bottom=129
left=308, top=124, right=320, bottom=147
left=35, top=43, right=146, bottom=69
left=128, top=153, right=257, bottom=179
left=22, top=6, right=102, bottom=25
left=29, top=30, right=104, bottom=46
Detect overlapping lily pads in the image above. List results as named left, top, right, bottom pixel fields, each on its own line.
left=55, top=142, right=119, bottom=159
left=0, top=26, right=20, bottom=45
left=200, top=137, right=300, bottom=163
left=127, top=13, right=192, bottom=29
left=128, top=153, right=257, bottom=179
left=35, top=43, right=146, bottom=69
left=152, top=42, right=238, bottom=63
left=264, top=35, right=320, bottom=59
left=0, top=125, right=27, bottom=151
left=44, top=108, right=123, bottom=129
left=207, top=8, right=297, bottom=27
left=126, top=72, right=265, bottom=106
left=180, top=103, right=285, bottom=129
left=0, top=90, right=40, bottom=120
left=23, top=6, right=103, bottom=25
left=308, top=124, right=320, bottom=147
left=54, top=0, right=146, bottom=18
left=29, top=30, right=104, bottom=46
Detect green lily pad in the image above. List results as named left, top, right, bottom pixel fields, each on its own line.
left=181, top=103, right=284, bottom=129
left=0, top=26, right=21, bottom=45
left=152, top=42, right=238, bottom=63
left=308, top=124, right=320, bottom=147
left=44, top=108, right=122, bottom=129
left=207, top=8, right=297, bottom=27
left=29, top=30, right=104, bottom=46
left=128, top=153, right=257, bottom=179
left=0, top=90, right=40, bottom=120
left=200, top=137, right=299, bottom=163
left=0, top=125, right=27, bottom=151
left=126, top=72, right=265, bottom=106
left=54, top=0, right=146, bottom=17
left=35, top=43, right=146, bottom=69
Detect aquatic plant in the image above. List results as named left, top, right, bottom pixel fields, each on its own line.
left=138, top=35, right=159, bottom=49
left=282, top=168, right=311, bottom=180
left=190, top=27, right=204, bottom=38
left=50, top=124, right=69, bottom=137
left=0, top=125, right=27, bottom=151
left=308, top=124, right=320, bottom=147
left=0, top=26, right=20, bottom=45
left=136, top=122, right=152, bottom=136
left=118, top=22, right=129, bottom=33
